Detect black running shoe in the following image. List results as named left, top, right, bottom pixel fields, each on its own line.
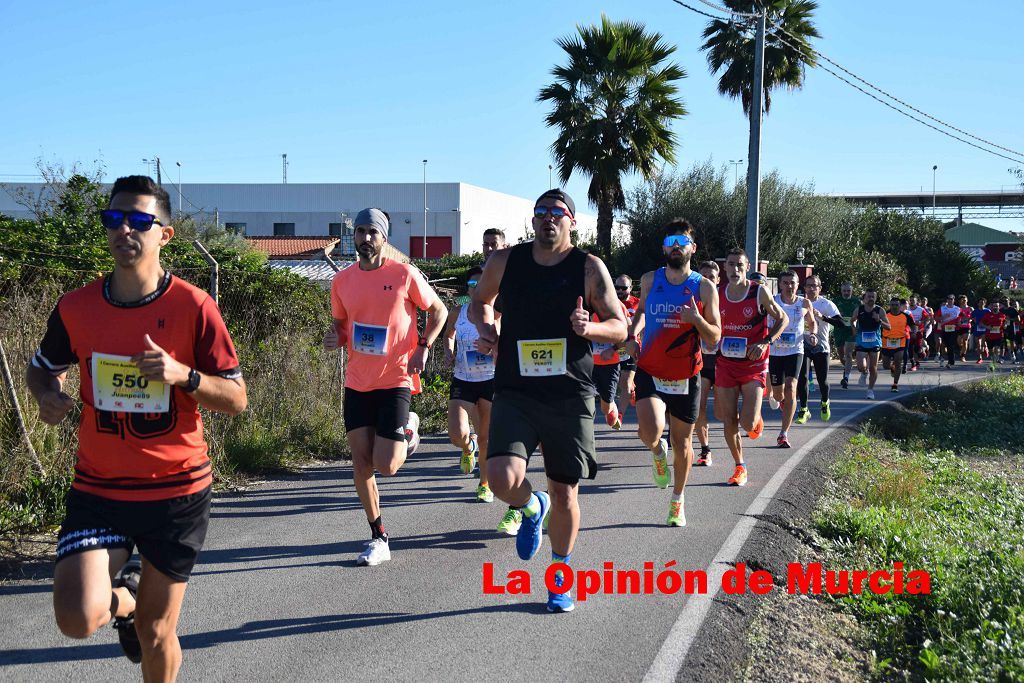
left=840, top=376, right=849, bottom=389
left=112, top=561, right=142, bottom=664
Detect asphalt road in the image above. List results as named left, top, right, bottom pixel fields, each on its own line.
left=0, top=361, right=1001, bottom=681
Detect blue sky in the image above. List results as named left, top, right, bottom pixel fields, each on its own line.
left=2, top=1, right=1021, bottom=231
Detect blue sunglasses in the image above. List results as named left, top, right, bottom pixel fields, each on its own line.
left=663, top=234, right=694, bottom=249
left=101, top=209, right=164, bottom=232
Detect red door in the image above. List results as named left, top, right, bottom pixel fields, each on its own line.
left=409, top=236, right=453, bottom=259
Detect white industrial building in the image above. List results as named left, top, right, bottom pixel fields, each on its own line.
left=0, top=181, right=609, bottom=258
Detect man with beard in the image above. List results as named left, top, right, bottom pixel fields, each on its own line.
left=471, top=189, right=626, bottom=613
left=694, top=261, right=721, bottom=465
left=27, top=175, right=247, bottom=677
left=905, top=294, right=930, bottom=371
left=325, top=208, right=448, bottom=567
left=834, top=282, right=861, bottom=389
left=612, top=274, right=641, bottom=421
left=938, top=294, right=961, bottom=368
left=881, top=297, right=914, bottom=392
left=851, top=289, right=890, bottom=398
left=714, top=249, right=787, bottom=486
left=766, top=271, right=817, bottom=448
left=796, top=274, right=846, bottom=424
left=624, top=221, right=721, bottom=526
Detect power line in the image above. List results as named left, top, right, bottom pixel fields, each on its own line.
left=693, top=0, right=759, bottom=19
left=771, top=23, right=1024, bottom=160
left=770, top=31, right=1024, bottom=166
left=668, top=0, right=730, bottom=22
left=666, top=0, right=1024, bottom=166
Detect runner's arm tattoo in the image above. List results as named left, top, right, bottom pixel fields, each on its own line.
left=584, top=255, right=628, bottom=343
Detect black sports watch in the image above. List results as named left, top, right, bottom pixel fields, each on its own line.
left=183, top=368, right=201, bottom=393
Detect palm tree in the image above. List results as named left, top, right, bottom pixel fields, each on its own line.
left=538, top=15, right=687, bottom=258
left=701, top=0, right=820, bottom=116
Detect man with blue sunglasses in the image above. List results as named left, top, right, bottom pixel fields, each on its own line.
left=624, top=220, right=721, bottom=527
left=27, top=175, right=247, bottom=678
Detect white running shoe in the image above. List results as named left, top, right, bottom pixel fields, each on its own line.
left=405, top=411, right=420, bottom=455
left=768, top=395, right=780, bottom=410
left=866, top=390, right=875, bottom=400
left=858, top=372, right=867, bottom=386
left=356, top=537, right=391, bottom=566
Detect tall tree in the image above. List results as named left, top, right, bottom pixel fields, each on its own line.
left=538, top=15, right=687, bottom=258
left=701, top=0, right=820, bottom=116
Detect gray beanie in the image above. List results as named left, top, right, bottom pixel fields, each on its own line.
left=354, top=208, right=389, bottom=238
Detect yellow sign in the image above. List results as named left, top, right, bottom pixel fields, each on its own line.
left=92, top=353, right=170, bottom=413
left=517, top=339, right=567, bottom=376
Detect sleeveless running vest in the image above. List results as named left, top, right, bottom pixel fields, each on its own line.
left=854, top=305, right=884, bottom=348
left=453, top=305, right=495, bottom=382
left=718, top=283, right=769, bottom=364
left=494, top=243, right=594, bottom=398
left=638, top=268, right=704, bottom=380
left=883, top=312, right=908, bottom=348
left=769, top=294, right=806, bottom=357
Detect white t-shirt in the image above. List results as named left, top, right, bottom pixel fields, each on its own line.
left=806, top=297, right=840, bottom=354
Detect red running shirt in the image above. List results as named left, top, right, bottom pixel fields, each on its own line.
left=32, top=274, right=241, bottom=502
left=718, top=283, right=769, bottom=370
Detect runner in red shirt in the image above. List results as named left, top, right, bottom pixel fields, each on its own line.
left=956, top=295, right=973, bottom=362
left=982, top=301, right=1007, bottom=363
left=26, top=176, right=247, bottom=675
left=612, top=275, right=641, bottom=420
left=713, top=248, right=788, bottom=487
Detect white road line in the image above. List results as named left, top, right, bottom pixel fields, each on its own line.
left=643, top=371, right=984, bottom=682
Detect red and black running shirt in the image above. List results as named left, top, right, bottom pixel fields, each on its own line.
left=32, top=272, right=241, bottom=501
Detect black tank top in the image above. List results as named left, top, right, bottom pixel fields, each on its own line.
left=855, top=304, right=884, bottom=332
left=494, top=243, right=595, bottom=399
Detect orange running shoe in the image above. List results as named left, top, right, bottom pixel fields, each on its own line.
left=747, top=415, right=764, bottom=440
left=727, top=465, right=748, bottom=486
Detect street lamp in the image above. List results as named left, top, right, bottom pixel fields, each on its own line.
left=932, top=165, right=938, bottom=217
left=796, top=246, right=805, bottom=264
left=422, top=159, right=428, bottom=259
left=175, top=162, right=182, bottom=216
left=548, top=164, right=553, bottom=188
left=729, top=159, right=744, bottom=188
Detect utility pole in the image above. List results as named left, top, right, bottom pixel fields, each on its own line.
left=422, top=159, right=428, bottom=259
left=744, top=9, right=766, bottom=270
left=282, top=154, right=288, bottom=184
left=175, top=161, right=182, bottom=215
left=155, top=157, right=162, bottom=185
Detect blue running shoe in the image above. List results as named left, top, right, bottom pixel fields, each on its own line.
left=516, top=491, right=550, bottom=561
left=547, top=567, right=575, bottom=613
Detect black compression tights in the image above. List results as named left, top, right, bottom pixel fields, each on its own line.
left=797, top=351, right=831, bottom=408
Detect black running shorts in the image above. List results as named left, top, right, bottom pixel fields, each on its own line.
left=591, top=363, right=621, bottom=405
left=343, top=387, right=412, bottom=441
left=633, top=368, right=701, bottom=424
left=768, top=353, right=803, bottom=386
left=488, top=390, right=597, bottom=485
left=56, top=487, right=212, bottom=582
left=449, top=377, right=494, bottom=404
left=699, top=352, right=717, bottom=385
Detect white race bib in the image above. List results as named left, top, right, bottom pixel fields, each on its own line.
left=943, top=324, right=956, bottom=333
left=517, top=339, right=567, bottom=376
left=653, top=377, right=690, bottom=395
left=721, top=336, right=748, bottom=359
left=884, top=337, right=902, bottom=349
left=91, top=353, right=170, bottom=414
left=352, top=321, right=388, bottom=356
left=775, top=332, right=797, bottom=349
left=859, top=331, right=878, bottom=344
left=701, top=338, right=720, bottom=355
left=460, top=348, right=495, bottom=381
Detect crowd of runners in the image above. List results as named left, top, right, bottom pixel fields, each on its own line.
left=24, top=176, right=1022, bottom=677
